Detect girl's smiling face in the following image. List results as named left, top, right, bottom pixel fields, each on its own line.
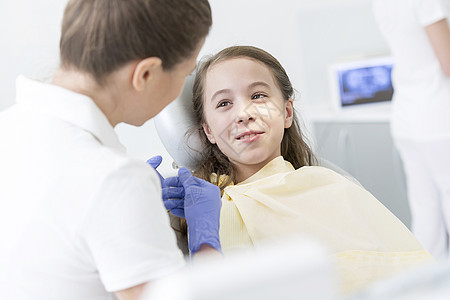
left=202, top=57, right=293, bottom=181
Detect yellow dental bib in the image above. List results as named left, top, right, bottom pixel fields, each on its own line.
left=218, top=156, right=433, bottom=294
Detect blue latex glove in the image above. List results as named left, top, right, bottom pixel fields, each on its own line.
left=146, top=155, right=165, bottom=188
left=147, top=156, right=185, bottom=217
left=167, top=167, right=222, bottom=254
left=162, top=175, right=185, bottom=218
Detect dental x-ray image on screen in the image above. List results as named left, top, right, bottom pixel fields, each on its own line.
left=330, top=56, right=394, bottom=109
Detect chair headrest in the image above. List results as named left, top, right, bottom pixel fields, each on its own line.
left=154, top=73, right=203, bottom=171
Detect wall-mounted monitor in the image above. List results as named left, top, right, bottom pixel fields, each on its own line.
left=329, top=56, right=394, bottom=110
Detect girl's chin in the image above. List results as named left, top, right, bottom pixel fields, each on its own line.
left=231, top=154, right=275, bottom=167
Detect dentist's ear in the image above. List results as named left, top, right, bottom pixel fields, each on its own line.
left=284, top=98, right=294, bottom=128
left=131, top=57, right=163, bottom=92
left=202, top=122, right=216, bottom=144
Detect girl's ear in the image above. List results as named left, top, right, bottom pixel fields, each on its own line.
left=284, top=98, right=294, bottom=128
left=202, top=122, right=216, bottom=144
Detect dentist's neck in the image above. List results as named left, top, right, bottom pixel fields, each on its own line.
left=51, top=67, right=125, bottom=127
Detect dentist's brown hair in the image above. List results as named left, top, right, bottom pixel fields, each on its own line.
left=60, top=0, right=211, bottom=85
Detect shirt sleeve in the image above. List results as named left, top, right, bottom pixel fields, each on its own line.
left=415, top=0, right=447, bottom=26
left=81, top=159, right=185, bottom=292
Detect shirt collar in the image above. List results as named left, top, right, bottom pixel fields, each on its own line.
left=238, top=156, right=294, bottom=185
left=15, top=75, right=125, bottom=152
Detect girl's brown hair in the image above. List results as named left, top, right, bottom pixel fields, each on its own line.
left=191, top=46, right=316, bottom=189
left=60, top=0, right=212, bottom=85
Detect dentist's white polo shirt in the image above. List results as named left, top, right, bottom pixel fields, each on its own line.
left=0, top=76, right=185, bottom=300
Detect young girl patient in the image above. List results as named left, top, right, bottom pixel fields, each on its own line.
left=168, top=45, right=433, bottom=294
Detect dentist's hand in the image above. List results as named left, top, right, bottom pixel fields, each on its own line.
left=162, top=175, right=185, bottom=218
left=147, top=156, right=185, bottom=217
left=146, top=155, right=165, bottom=188
left=166, top=167, right=222, bottom=254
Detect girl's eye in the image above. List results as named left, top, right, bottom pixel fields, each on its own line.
left=217, top=100, right=231, bottom=108
left=252, top=93, right=266, bottom=100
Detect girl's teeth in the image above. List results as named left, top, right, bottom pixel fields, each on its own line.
left=240, top=133, right=256, bottom=139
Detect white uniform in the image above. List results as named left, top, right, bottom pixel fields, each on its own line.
left=0, top=76, right=185, bottom=299
left=373, top=0, right=450, bottom=259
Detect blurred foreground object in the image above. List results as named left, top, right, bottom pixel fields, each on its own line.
left=140, top=236, right=336, bottom=300
left=348, top=261, right=450, bottom=300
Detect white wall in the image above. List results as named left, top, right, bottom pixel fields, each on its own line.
left=0, top=0, right=68, bottom=111
left=0, top=0, right=388, bottom=175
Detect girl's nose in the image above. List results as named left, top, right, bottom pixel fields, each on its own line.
left=235, top=103, right=256, bottom=124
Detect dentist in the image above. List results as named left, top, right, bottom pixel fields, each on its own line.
left=0, top=0, right=221, bottom=300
